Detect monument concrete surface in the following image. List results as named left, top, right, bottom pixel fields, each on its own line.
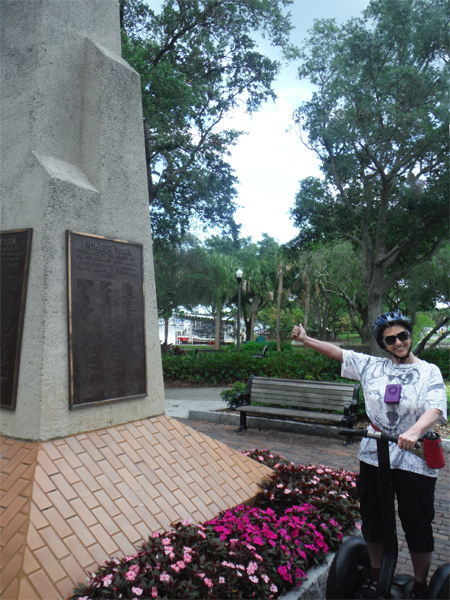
left=1, top=0, right=165, bottom=440
left=0, top=3, right=270, bottom=599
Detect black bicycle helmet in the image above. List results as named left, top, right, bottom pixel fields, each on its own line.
left=373, top=311, right=413, bottom=350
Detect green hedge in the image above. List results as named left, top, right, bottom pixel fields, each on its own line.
left=420, top=348, right=449, bottom=379
left=162, top=348, right=449, bottom=386
left=162, top=350, right=342, bottom=386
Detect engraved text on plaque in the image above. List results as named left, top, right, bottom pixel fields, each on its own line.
left=67, top=231, right=147, bottom=408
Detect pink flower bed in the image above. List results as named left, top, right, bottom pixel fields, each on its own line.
left=71, top=450, right=359, bottom=600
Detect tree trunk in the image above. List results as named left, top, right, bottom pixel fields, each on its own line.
left=276, top=263, right=283, bottom=352
left=214, top=302, right=222, bottom=351
left=366, top=287, right=385, bottom=357
left=414, top=317, right=450, bottom=355
left=302, top=272, right=310, bottom=332
left=164, top=318, right=169, bottom=345
left=250, top=313, right=256, bottom=341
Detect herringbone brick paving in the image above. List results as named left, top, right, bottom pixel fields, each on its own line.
left=176, top=418, right=450, bottom=581
left=0, top=416, right=272, bottom=600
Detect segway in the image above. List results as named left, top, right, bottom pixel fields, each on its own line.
left=325, top=429, right=449, bottom=599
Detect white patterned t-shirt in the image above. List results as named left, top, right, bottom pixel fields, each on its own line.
left=341, top=350, right=447, bottom=477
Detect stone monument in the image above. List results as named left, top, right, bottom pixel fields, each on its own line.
left=1, top=0, right=165, bottom=440
left=0, top=3, right=271, bottom=599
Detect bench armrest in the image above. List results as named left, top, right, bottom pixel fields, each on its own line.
left=231, top=392, right=251, bottom=409
left=343, top=382, right=361, bottom=419
left=230, top=374, right=255, bottom=409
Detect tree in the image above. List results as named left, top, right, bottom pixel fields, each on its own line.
left=120, top=0, right=294, bottom=241
left=199, top=249, right=239, bottom=350
left=290, top=0, right=449, bottom=355
left=153, top=236, right=207, bottom=342
left=295, top=240, right=368, bottom=341
left=294, top=243, right=354, bottom=340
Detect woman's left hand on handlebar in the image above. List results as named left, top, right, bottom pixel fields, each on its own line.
left=398, top=429, right=420, bottom=450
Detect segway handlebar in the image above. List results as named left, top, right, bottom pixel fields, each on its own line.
left=338, top=429, right=446, bottom=469
left=338, top=428, right=416, bottom=446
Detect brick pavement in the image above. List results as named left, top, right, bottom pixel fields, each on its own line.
left=177, top=418, right=450, bottom=581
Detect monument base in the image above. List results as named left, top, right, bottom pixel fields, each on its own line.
left=0, top=416, right=271, bottom=600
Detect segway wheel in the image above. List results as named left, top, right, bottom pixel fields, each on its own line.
left=427, top=563, right=449, bottom=600
left=326, top=537, right=370, bottom=599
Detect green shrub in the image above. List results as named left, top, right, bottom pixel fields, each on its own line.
left=420, top=348, right=449, bottom=379
left=220, top=382, right=248, bottom=408
left=162, top=349, right=343, bottom=386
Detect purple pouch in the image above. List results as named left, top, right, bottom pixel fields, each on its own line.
left=384, top=384, right=401, bottom=403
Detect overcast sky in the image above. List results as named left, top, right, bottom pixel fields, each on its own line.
left=219, top=0, right=371, bottom=244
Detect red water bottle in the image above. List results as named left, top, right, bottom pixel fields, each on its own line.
left=423, top=432, right=446, bottom=469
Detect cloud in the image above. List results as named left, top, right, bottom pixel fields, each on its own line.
left=225, top=97, right=321, bottom=243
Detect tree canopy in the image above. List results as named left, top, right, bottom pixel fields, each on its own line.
left=120, top=0, right=294, bottom=242
left=290, top=0, right=449, bottom=353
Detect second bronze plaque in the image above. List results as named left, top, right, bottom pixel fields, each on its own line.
left=67, top=231, right=147, bottom=408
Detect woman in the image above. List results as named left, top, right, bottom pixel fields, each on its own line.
left=291, top=312, right=447, bottom=599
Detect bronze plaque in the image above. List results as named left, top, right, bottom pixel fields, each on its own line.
left=1, top=228, right=33, bottom=410
left=67, top=231, right=147, bottom=408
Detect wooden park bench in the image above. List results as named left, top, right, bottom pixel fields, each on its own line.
left=231, top=375, right=361, bottom=442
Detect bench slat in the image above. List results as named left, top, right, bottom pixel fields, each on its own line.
left=252, top=385, right=352, bottom=397
left=251, top=389, right=350, bottom=404
left=252, top=377, right=355, bottom=391
left=249, top=396, right=346, bottom=412
left=252, top=387, right=353, bottom=398
left=235, top=405, right=344, bottom=422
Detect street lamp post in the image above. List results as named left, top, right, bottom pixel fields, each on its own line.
left=236, top=268, right=243, bottom=351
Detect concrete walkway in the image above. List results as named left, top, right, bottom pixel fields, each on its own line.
left=164, top=386, right=228, bottom=419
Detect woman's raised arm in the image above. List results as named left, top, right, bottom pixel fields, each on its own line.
left=291, top=323, right=344, bottom=363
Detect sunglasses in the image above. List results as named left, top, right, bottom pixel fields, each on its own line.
left=383, top=330, right=410, bottom=346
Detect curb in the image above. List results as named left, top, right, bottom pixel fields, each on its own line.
left=188, top=410, right=345, bottom=439
left=188, top=409, right=450, bottom=451
left=281, top=552, right=334, bottom=600
left=281, top=531, right=362, bottom=599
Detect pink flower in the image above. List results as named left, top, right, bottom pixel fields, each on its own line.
left=249, top=575, right=259, bottom=583
left=270, top=583, right=278, bottom=593
left=125, top=565, right=139, bottom=581
left=204, top=578, right=213, bottom=588
left=262, top=574, right=270, bottom=583
left=102, top=574, right=113, bottom=587
left=160, top=573, right=170, bottom=583
left=247, top=561, right=258, bottom=575
left=278, top=565, right=292, bottom=582
left=151, top=587, right=158, bottom=598
left=132, top=587, right=143, bottom=596
left=152, top=531, right=160, bottom=538
left=219, top=577, right=225, bottom=584
left=182, top=519, right=191, bottom=526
